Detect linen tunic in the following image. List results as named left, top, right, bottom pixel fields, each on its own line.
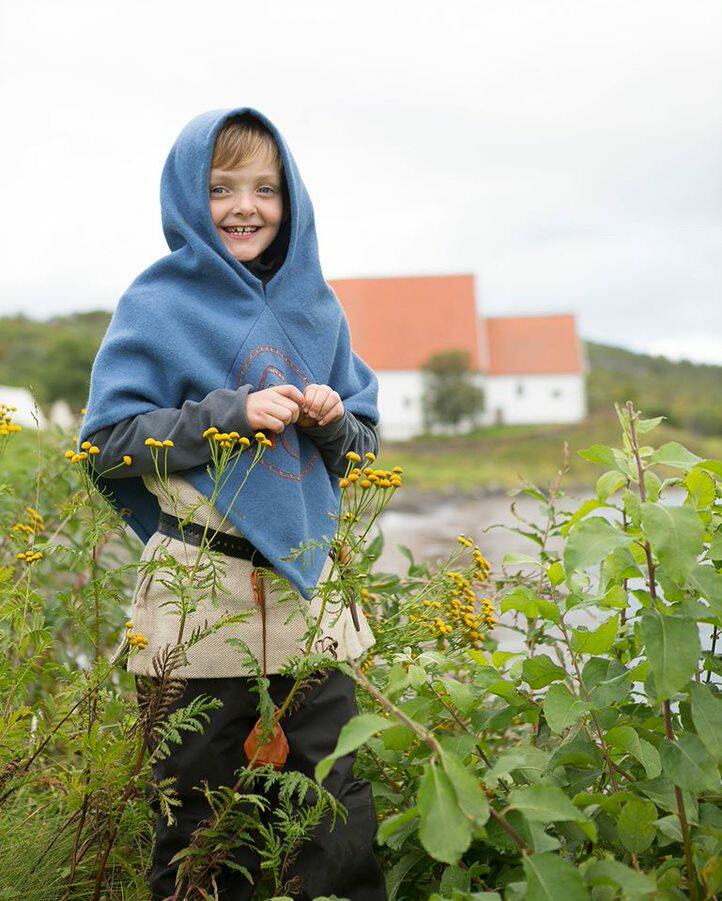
left=126, top=471, right=376, bottom=678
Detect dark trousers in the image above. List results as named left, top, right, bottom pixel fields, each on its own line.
left=137, top=669, right=387, bottom=900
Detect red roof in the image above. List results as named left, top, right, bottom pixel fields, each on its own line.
left=329, top=274, right=482, bottom=371
left=330, top=274, right=583, bottom=376
left=482, top=315, right=584, bottom=375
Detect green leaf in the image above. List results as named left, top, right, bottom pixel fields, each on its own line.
left=543, top=684, right=589, bottom=734
left=650, top=441, right=702, bottom=470
left=417, top=761, right=471, bottom=864
left=688, top=565, right=722, bottom=623
left=606, top=725, right=662, bottom=779
left=640, top=502, right=704, bottom=583
left=579, top=443, right=634, bottom=478
left=315, top=713, right=394, bottom=782
left=523, top=853, right=589, bottom=901
left=583, top=656, right=630, bottom=707
left=376, top=807, right=419, bottom=847
left=560, top=498, right=605, bottom=536
left=502, top=552, right=540, bottom=567
left=583, top=858, right=656, bottom=895
left=439, top=750, right=489, bottom=825
left=522, top=654, right=566, bottom=689
left=685, top=467, right=716, bottom=510
left=639, top=609, right=700, bottom=700
left=617, top=798, right=657, bottom=853
left=689, top=681, right=722, bottom=762
left=659, top=734, right=720, bottom=793
left=596, top=471, right=626, bottom=503
left=564, top=517, right=633, bottom=575
left=508, top=784, right=590, bottom=825
left=571, top=615, right=619, bottom=655
left=546, top=560, right=565, bottom=587
left=501, top=585, right=541, bottom=619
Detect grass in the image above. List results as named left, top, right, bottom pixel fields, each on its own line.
left=382, top=411, right=722, bottom=493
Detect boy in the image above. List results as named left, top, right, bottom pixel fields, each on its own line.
left=80, top=108, right=387, bottom=899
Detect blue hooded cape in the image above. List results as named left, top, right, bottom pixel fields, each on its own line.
left=79, top=107, right=379, bottom=600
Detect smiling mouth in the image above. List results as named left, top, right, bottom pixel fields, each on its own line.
left=223, top=225, right=261, bottom=234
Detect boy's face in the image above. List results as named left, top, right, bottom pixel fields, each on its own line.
left=210, top=149, right=285, bottom=264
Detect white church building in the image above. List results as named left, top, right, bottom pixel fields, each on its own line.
left=330, top=273, right=587, bottom=442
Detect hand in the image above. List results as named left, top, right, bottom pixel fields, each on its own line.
left=296, top=384, right=345, bottom=428
left=245, top=384, right=305, bottom=433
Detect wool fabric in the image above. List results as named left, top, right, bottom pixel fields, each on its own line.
left=79, top=107, right=379, bottom=599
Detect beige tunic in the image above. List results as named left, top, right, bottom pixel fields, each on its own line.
left=126, top=473, right=376, bottom=678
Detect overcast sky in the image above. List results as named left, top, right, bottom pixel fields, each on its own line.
left=1, top=0, right=720, bottom=363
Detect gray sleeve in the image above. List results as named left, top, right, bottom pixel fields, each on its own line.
left=297, top=410, right=380, bottom=478
left=87, top=385, right=254, bottom=479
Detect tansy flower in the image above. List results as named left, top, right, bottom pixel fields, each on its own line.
left=255, top=432, right=266, bottom=441
left=392, top=466, right=403, bottom=474
left=345, top=451, right=361, bottom=463
left=64, top=450, right=75, bottom=459
left=229, top=431, right=239, bottom=439
left=339, top=478, right=350, bottom=488
left=89, top=446, right=100, bottom=455
left=123, top=455, right=132, bottom=465
left=202, top=427, right=219, bottom=438
left=81, top=441, right=92, bottom=450
left=144, top=438, right=155, bottom=446
left=262, top=438, right=272, bottom=447
left=125, top=620, right=134, bottom=629
left=80, top=407, right=87, bottom=415
left=162, top=439, right=174, bottom=447
left=239, top=436, right=250, bottom=447
left=360, top=479, right=372, bottom=489
left=364, top=452, right=376, bottom=461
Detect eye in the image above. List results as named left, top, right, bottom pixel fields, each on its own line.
left=210, top=186, right=226, bottom=195
left=258, top=186, right=276, bottom=195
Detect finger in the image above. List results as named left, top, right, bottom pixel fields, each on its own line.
left=269, top=399, right=299, bottom=425
left=315, top=389, right=339, bottom=421
left=260, top=413, right=287, bottom=434
left=272, top=384, right=305, bottom=406
left=317, top=400, right=344, bottom=427
left=303, top=384, right=322, bottom=415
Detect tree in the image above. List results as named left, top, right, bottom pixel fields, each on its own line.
left=420, top=349, right=485, bottom=433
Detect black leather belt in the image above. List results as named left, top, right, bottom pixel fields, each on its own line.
left=157, top=512, right=274, bottom=569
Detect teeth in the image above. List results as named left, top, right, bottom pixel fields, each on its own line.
left=226, top=226, right=258, bottom=234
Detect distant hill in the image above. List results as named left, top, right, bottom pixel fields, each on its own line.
left=585, top=341, right=722, bottom=435
left=1, top=313, right=721, bottom=435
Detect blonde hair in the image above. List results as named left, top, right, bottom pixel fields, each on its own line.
left=212, top=114, right=282, bottom=173
left=211, top=113, right=289, bottom=219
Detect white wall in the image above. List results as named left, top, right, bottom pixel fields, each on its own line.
left=374, top=371, right=586, bottom=439
left=483, top=374, right=586, bottom=425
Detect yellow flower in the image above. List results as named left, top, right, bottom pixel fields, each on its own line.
left=390, top=476, right=402, bottom=487
left=76, top=452, right=88, bottom=461
left=202, top=427, right=219, bottom=438
left=162, top=439, right=174, bottom=448
left=123, top=455, right=132, bottom=466
left=80, top=407, right=87, bottom=415
left=81, top=441, right=91, bottom=450
left=364, top=452, right=376, bottom=461
left=239, top=436, right=250, bottom=447
left=144, top=437, right=155, bottom=446
left=262, top=438, right=272, bottom=447
left=360, top=479, right=372, bottom=489
left=125, top=620, right=134, bottom=629
left=345, top=451, right=361, bottom=463
left=64, top=450, right=75, bottom=459
left=255, top=431, right=266, bottom=441
left=89, top=446, right=100, bottom=455
left=339, top=478, right=350, bottom=488
left=392, top=466, right=403, bottom=474
left=229, top=431, right=240, bottom=439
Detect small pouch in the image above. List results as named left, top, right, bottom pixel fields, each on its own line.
left=244, top=568, right=290, bottom=770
